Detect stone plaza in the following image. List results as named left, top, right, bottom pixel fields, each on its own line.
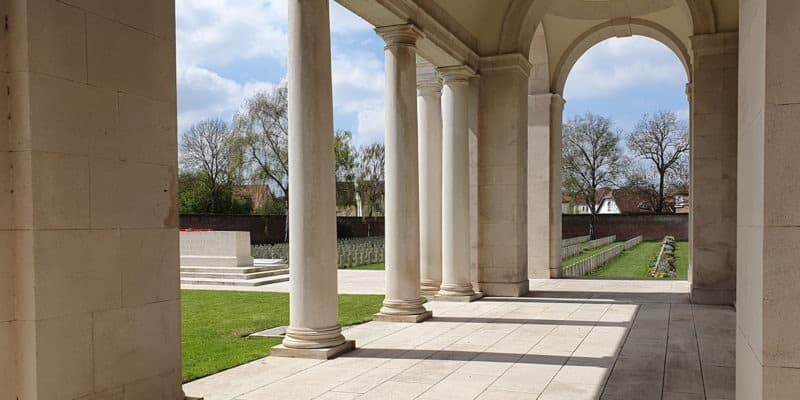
left=1, top=0, right=798, bottom=399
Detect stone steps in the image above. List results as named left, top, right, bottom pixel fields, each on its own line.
left=180, top=259, right=289, bottom=287
left=180, top=264, right=287, bottom=274
left=180, top=268, right=289, bottom=280
left=181, top=275, right=290, bottom=287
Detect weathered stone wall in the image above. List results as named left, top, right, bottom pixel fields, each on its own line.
left=690, top=32, right=739, bottom=306
left=0, top=0, right=14, bottom=397
left=474, top=55, right=530, bottom=296
left=562, top=214, right=689, bottom=241
left=3, top=1, right=182, bottom=399
left=737, top=1, right=800, bottom=398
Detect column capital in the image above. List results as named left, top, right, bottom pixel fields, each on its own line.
left=690, top=32, right=738, bottom=56
left=437, top=65, right=477, bottom=84
left=478, top=53, right=532, bottom=77
left=529, top=92, right=565, bottom=108
left=417, top=78, right=443, bottom=96
left=417, top=59, right=442, bottom=96
left=376, top=24, right=423, bottom=47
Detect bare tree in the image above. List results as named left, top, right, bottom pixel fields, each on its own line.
left=562, top=113, right=624, bottom=238
left=180, top=118, right=235, bottom=211
left=627, top=111, right=689, bottom=213
left=355, top=143, right=385, bottom=220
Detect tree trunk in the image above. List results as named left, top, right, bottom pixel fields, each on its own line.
left=658, top=172, right=665, bottom=213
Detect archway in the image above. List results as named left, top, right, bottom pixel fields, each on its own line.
left=528, top=18, right=693, bottom=281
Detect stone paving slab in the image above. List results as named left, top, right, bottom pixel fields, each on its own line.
left=183, top=279, right=734, bottom=400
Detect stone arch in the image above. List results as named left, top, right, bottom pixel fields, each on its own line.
left=552, top=18, right=691, bottom=96
left=528, top=23, right=550, bottom=93
left=501, top=0, right=716, bottom=58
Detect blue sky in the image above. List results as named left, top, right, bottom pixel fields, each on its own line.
left=176, top=0, right=688, bottom=147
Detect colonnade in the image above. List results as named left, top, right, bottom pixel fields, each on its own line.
left=278, top=1, right=481, bottom=356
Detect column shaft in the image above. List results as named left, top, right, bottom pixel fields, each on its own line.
left=282, top=0, right=345, bottom=351
left=527, top=93, right=564, bottom=279
left=417, top=64, right=443, bottom=293
left=437, top=66, right=480, bottom=301
left=375, top=25, right=430, bottom=321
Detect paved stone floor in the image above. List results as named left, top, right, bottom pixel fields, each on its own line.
left=183, top=280, right=735, bottom=400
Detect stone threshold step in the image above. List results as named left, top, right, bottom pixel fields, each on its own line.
left=180, top=269, right=289, bottom=280
left=181, top=275, right=290, bottom=287
left=180, top=265, right=287, bottom=274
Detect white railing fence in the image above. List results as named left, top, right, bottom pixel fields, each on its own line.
left=584, top=235, right=616, bottom=250
left=561, top=243, right=584, bottom=261
left=562, top=235, right=591, bottom=248
left=562, top=235, right=643, bottom=277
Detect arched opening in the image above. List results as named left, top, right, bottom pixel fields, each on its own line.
left=559, top=35, right=690, bottom=279
left=528, top=27, right=692, bottom=281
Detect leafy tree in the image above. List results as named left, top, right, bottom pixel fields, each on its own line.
left=562, top=113, right=624, bottom=237
left=355, top=143, right=385, bottom=219
left=627, top=111, right=689, bottom=212
left=334, top=130, right=358, bottom=211
left=178, top=171, right=252, bottom=215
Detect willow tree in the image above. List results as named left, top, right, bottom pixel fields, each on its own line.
left=562, top=113, right=624, bottom=238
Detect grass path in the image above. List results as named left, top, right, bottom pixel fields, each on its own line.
left=590, top=240, right=690, bottom=279
left=181, top=290, right=383, bottom=382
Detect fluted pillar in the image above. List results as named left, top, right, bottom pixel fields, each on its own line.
left=272, top=0, right=354, bottom=358
left=436, top=65, right=483, bottom=302
left=374, top=25, right=432, bottom=322
left=417, top=62, right=443, bottom=293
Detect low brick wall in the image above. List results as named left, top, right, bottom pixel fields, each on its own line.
left=562, top=214, right=688, bottom=241
left=179, top=214, right=385, bottom=244
left=181, top=213, right=688, bottom=244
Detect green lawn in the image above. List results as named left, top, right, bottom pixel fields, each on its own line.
left=562, top=242, right=622, bottom=266
left=181, top=290, right=384, bottom=382
left=590, top=240, right=690, bottom=279
left=341, top=262, right=385, bottom=270
left=674, top=241, right=689, bottom=278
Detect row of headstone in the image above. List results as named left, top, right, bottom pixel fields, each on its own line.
left=252, top=237, right=386, bottom=268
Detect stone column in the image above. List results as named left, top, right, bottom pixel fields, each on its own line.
left=477, top=54, right=531, bottom=297
left=528, top=93, right=564, bottom=279
left=436, top=65, right=482, bottom=302
left=689, top=32, right=738, bottom=305
left=273, top=0, right=354, bottom=358
left=374, top=25, right=432, bottom=322
left=417, top=61, right=443, bottom=293
left=737, top=1, right=800, bottom=397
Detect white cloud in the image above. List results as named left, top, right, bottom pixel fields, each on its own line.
left=177, top=66, right=280, bottom=133
left=564, top=36, right=688, bottom=100
left=176, top=0, right=382, bottom=141
left=331, top=49, right=385, bottom=146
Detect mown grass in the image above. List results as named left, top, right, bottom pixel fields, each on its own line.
left=181, top=290, right=384, bottom=382
left=340, top=262, right=385, bottom=270
left=590, top=240, right=690, bottom=279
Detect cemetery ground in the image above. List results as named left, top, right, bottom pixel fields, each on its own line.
left=181, top=290, right=384, bottom=382
left=590, top=240, right=689, bottom=279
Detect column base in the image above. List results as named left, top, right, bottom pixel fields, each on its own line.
left=434, top=292, right=483, bottom=302
left=420, top=281, right=441, bottom=295
left=373, top=310, right=433, bottom=323
left=270, top=340, right=356, bottom=360
left=479, top=281, right=530, bottom=297
left=691, top=287, right=735, bottom=306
